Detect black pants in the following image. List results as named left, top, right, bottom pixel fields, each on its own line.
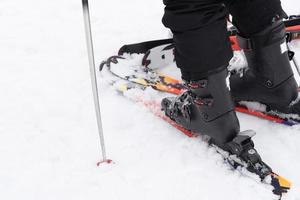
left=162, top=0, right=286, bottom=80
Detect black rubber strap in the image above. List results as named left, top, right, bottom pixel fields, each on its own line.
left=284, top=16, right=300, bottom=27
left=118, top=39, right=173, bottom=55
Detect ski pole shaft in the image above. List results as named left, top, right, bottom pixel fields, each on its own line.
left=82, top=0, right=107, bottom=162
left=292, top=56, right=300, bottom=77
left=287, top=43, right=300, bottom=77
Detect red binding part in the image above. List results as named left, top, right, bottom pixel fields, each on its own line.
left=235, top=106, right=284, bottom=123
left=230, top=36, right=241, bottom=51
left=286, top=25, right=300, bottom=32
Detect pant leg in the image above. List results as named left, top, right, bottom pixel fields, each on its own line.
left=224, top=0, right=287, bottom=36
left=162, top=0, right=233, bottom=80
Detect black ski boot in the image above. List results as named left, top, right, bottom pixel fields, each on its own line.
left=161, top=68, right=288, bottom=194
left=161, top=68, right=239, bottom=144
left=230, top=20, right=299, bottom=114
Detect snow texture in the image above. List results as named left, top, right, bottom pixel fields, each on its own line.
left=0, top=0, right=300, bottom=200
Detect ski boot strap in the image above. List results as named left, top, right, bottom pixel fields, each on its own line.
left=184, top=79, right=214, bottom=108
left=185, top=79, right=208, bottom=90
left=184, top=79, right=213, bottom=101
left=236, top=20, right=286, bottom=51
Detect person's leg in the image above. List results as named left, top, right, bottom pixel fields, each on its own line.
left=161, top=0, right=281, bottom=182
left=162, top=0, right=239, bottom=144
left=225, top=0, right=287, bottom=36
left=162, top=0, right=232, bottom=80
left=226, top=0, right=299, bottom=114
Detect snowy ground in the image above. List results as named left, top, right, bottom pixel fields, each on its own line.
left=0, top=0, right=300, bottom=200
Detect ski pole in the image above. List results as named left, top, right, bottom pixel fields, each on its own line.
left=81, top=0, right=112, bottom=165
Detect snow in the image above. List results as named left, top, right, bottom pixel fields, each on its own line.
left=0, top=0, right=300, bottom=200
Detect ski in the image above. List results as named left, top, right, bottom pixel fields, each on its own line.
left=103, top=71, right=291, bottom=198
left=100, top=15, right=300, bottom=126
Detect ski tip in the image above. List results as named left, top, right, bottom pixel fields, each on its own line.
left=96, top=159, right=114, bottom=167
left=270, top=173, right=291, bottom=196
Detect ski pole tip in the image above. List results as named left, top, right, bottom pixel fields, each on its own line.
left=96, top=159, right=114, bottom=167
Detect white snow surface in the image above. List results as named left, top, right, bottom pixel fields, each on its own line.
left=1, top=0, right=300, bottom=200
